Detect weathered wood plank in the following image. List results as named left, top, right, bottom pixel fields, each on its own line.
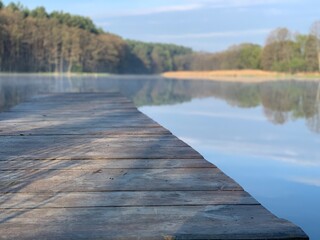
left=27, top=93, right=127, bottom=100
left=0, top=108, right=146, bottom=120
left=0, top=133, right=202, bottom=160
left=0, top=146, right=202, bottom=160
left=7, top=102, right=136, bottom=110
left=0, top=138, right=190, bottom=150
left=0, top=113, right=145, bottom=121
left=7, top=95, right=136, bottom=112
left=0, top=112, right=144, bottom=122
left=0, top=114, right=147, bottom=122
left=0, top=116, right=160, bottom=125
left=11, top=98, right=132, bottom=103
left=0, top=206, right=307, bottom=240
left=0, top=159, right=215, bottom=170
left=0, top=127, right=172, bottom=136
left=0, top=135, right=188, bottom=144
left=0, top=124, right=164, bottom=134
left=0, top=191, right=258, bottom=209
left=0, top=168, right=242, bottom=193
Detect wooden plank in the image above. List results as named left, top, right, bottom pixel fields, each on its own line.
left=0, top=112, right=146, bottom=119
left=0, top=123, right=163, bottom=130
left=0, top=206, right=307, bottom=240
left=0, top=124, right=164, bottom=134
left=0, top=134, right=201, bottom=160
left=0, top=117, right=157, bottom=124
left=0, top=135, right=187, bottom=143
left=0, top=159, right=215, bottom=170
left=8, top=95, right=135, bottom=112
left=0, top=168, right=242, bottom=193
left=0, top=128, right=172, bottom=136
left=0, top=151, right=202, bottom=161
left=0, top=146, right=201, bottom=160
left=0, top=112, right=143, bottom=118
left=1, top=141, right=190, bottom=150
left=0, top=136, right=190, bottom=149
left=8, top=105, right=136, bottom=110
left=17, top=93, right=129, bottom=102
left=27, top=93, right=126, bottom=100
left=11, top=98, right=132, bottom=103
left=0, top=191, right=258, bottom=209
left=0, top=115, right=148, bottom=122
left=0, top=113, right=144, bottom=121
left=6, top=107, right=139, bottom=113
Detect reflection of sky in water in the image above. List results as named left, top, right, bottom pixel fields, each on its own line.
left=140, top=97, right=320, bottom=240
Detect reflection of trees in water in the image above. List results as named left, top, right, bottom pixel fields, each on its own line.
left=0, top=76, right=70, bottom=111
left=1, top=75, right=320, bottom=133
left=257, top=82, right=320, bottom=133
left=263, top=108, right=289, bottom=124
left=139, top=79, right=320, bottom=133
left=307, top=82, right=320, bottom=133
left=182, top=79, right=320, bottom=132
left=260, top=83, right=302, bottom=124
left=0, top=78, right=39, bottom=111
left=207, top=80, right=320, bottom=133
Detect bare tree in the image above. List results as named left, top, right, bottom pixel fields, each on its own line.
left=266, top=27, right=292, bottom=45
left=310, top=21, right=320, bottom=71
left=263, top=28, right=294, bottom=72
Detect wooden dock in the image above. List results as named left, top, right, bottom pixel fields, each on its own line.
left=0, top=93, right=308, bottom=239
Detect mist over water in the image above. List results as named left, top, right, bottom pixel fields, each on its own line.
left=1, top=75, right=319, bottom=239
left=2, top=75, right=320, bottom=133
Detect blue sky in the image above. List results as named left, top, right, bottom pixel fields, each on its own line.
left=3, top=0, right=320, bottom=52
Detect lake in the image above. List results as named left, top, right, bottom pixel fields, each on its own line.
left=0, top=74, right=319, bottom=239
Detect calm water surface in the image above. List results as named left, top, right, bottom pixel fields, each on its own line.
left=0, top=75, right=319, bottom=239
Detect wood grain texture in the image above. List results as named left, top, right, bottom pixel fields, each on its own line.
left=0, top=191, right=258, bottom=208
left=0, top=159, right=215, bottom=170
left=0, top=206, right=307, bottom=240
left=0, top=168, right=242, bottom=193
left=0, top=93, right=308, bottom=239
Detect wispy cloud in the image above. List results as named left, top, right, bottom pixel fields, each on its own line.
left=94, top=4, right=202, bottom=18
left=179, top=137, right=320, bottom=167
left=263, top=8, right=285, bottom=16
left=288, top=177, right=320, bottom=187
left=128, top=4, right=202, bottom=15
left=169, top=110, right=265, bottom=121
left=149, top=28, right=272, bottom=40
left=92, top=0, right=291, bottom=18
left=186, top=0, right=292, bottom=9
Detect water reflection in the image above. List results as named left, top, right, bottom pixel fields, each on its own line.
left=1, top=75, right=320, bottom=134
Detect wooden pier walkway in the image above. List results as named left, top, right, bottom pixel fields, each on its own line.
left=0, top=93, right=307, bottom=239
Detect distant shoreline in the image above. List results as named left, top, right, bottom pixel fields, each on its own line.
left=0, top=72, right=111, bottom=77
left=162, top=70, right=320, bottom=82
left=2, top=71, right=320, bottom=82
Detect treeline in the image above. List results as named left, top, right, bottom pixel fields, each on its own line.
left=0, top=1, right=191, bottom=73
left=1, top=1, right=320, bottom=74
left=175, top=25, right=320, bottom=73
left=123, top=40, right=192, bottom=73
left=174, top=43, right=262, bottom=71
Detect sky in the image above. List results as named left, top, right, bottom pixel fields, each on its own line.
left=3, top=0, right=320, bottom=52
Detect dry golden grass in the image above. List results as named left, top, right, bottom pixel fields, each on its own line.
left=162, top=70, right=320, bottom=83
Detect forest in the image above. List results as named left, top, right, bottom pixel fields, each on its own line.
left=175, top=26, right=320, bottom=73
left=0, top=1, right=320, bottom=74
left=0, top=1, right=191, bottom=74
